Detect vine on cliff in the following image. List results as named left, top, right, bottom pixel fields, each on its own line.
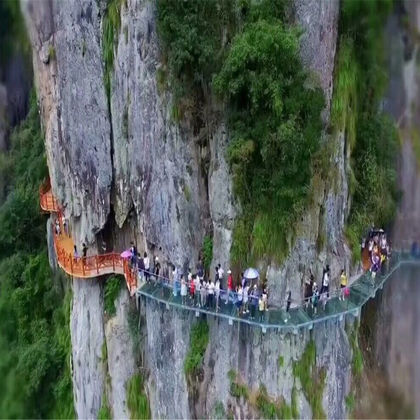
left=332, top=0, right=399, bottom=259
left=293, top=340, right=326, bottom=419
left=157, top=0, right=324, bottom=265
left=126, top=373, right=151, bottom=420
left=102, top=0, right=124, bottom=104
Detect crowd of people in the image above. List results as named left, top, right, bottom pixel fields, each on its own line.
left=361, top=228, right=390, bottom=280
left=126, top=244, right=271, bottom=320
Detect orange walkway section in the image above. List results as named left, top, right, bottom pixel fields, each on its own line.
left=39, top=179, right=137, bottom=295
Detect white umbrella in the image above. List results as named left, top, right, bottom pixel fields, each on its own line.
left=243, top=267, right=259, bottom=280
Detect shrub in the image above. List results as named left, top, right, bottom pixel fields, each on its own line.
left=126, top=373, right=150, bottom=420
left=202, top=235, right=213, bottom=271
left=293, top=340, right=326, bottom=419
left=102, top=0, right=123, bottom=102
left=184, top=320, right=209, bottom=375
left=97, top=394, right=111, bottom=420
left=334, top=0, right=399, bottom=259
left=214, top=20, right=324, bottom=263
left=104, top=275, right=123, bottom=317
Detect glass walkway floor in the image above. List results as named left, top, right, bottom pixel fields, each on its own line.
left=136, top=252, right=420, bottom=332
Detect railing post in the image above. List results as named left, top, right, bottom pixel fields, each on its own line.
left=82, top=258, right=85, bottom=276
left=70, top=255, right=73, bottom=274
left=112, top=254, right=115, bottom=271
left=96, top=256, right=99, bottom=274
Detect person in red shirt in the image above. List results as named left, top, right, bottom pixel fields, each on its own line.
left=189, top=276, right=195, bottom=300
left=226, top=269, right=233, bottom=304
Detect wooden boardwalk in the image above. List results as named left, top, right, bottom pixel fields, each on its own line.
left=39, top=180, right=137, bottom=295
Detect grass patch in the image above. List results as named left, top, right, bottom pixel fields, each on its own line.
left=335, top=0, right=399, bottom=259
left=228, top=370, right=249, bottom=400
left=293, top=340, right=326, bottom=419
left=345, top=393, right=355, bottom=414
left=256, top=384, right=294, bottom=419
left=212, top=401, right=226, bottom=419
left=104, top=275, right=123, bottom=317
left=183, top=184, right=191, bottom=202
left=278, top=355, right=284, bottom=368
left=48, top=45, right=56, bottom=61
left=202, top=235, right=213, bottom=272
left=348, top=323, right=363, bottom=378
left=97, top=393, right=111, bottom=420
left=102, top=0, right=123, bottom=103
left=184, top=320, right=209, bottom=376
left=126, top=373, right=150, bottom=420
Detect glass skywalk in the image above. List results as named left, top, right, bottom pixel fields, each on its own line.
left=137, top=252, right=420, bottom=332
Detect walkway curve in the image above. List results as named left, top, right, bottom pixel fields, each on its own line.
left=40, top=180, right=420, bottom=331
left=39, top=180, right=137, bottom=295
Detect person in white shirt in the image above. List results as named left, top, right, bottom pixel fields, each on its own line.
left=215, top=278, right=220, bottom=311
left=208, top=280, right=215, bottom=308
left=144, top=252, right=150, bottom=282
left=194, top=275, right=200, bottom=306
left=200, top=280, right=207, bottom=308
left=243, top=285, right=249, bottom=313
left=180, top=275, right=187, bottom=305
left=218, top=265, right=224, bottom=284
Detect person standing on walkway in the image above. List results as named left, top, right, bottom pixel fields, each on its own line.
left=340, top=269, right=348, bottom=301
left=82, top=243, right=88, bottom=258
left=208, top=279, right=215, bottom=309
left=144, top=252, right=150, bottom=282
left=189, top=275, right=195, bottom=301
left=286, top=291, right=292, bottom=312
left=249, top=285, right=258, bottom=319
left=138, top=254, right=145, bottom=283
left=236, top=285, right=243, bottom=316
left=215, top=277, right=220, bottom=311
left=321, top=265, right=330, bottom=297
left=200, top=279, right=207, bottom=308
left=243, top=283, right=249, bottom=314
left=218, top=264, right=225, bottom=287
left=258, top=294, right=265, bottom=322
left=172, top=265, right=179, bottom=296
left=226, top=269, right=233, bottom=304
left=194, top=274, right=200, bottom=307
left=155, top=256, right=161, bottom=279
left=180, top=275, right=188, bottom=305
left=312, top=282, right=319, bottom=314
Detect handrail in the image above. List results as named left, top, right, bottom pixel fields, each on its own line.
left=40, top=179, right=420, bottom=330
left=40, top=180, right=137, bottom=295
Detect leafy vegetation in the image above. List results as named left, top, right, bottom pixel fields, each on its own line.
left=126, top=373, right=151, bottom=420
left=102, top=0, right=123, bottom=103
left=293, top=340, right=326, bottom=419
left=97, top=393, right=111, bottom=420
left=213, top=401, right=226, bottom=419
left=227, top=369, right=249, bottom=400
left=333, top=0, right=399, bottom=258
left=202, top=235, right=213, bottom=271
left=104, top=274, right=123, bottom=316
left=184, top=320, right=209, bottom=375
left=256, top=384, right=295, bottom=419
left=0, top=92, right=74, bottom=418
left=158, top=0, right=324, bottom=264
left=348, top=322, right=363, bottom=377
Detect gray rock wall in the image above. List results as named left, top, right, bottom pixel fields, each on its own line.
left=22, top=0, right=356, bottom=418
left=70, top=278, right=106, bottom=418
left=140, top=299, right=353, bottom=419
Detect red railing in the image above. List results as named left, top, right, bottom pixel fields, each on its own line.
left=40, top=178, right=137, bottom=295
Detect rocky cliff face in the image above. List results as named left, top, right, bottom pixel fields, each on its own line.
left=22, top=0, right=357, bottom=418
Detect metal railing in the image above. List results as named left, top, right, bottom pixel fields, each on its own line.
left=40, top=179, right=420, bottom=330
